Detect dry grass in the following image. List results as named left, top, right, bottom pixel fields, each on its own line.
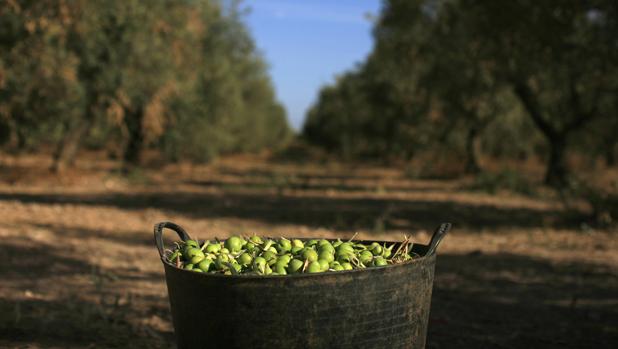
left=0, top=152, right=616, bottom=348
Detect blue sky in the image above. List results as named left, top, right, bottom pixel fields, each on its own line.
left=244, top=0, right=382, bottom=130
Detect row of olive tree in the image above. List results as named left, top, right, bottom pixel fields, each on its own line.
left=303, top=0, right=617, bottom=186
left=0, top=0, right=291, bottom=170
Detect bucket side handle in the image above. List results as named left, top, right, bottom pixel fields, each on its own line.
left=425, top=223, right=451, bottom=257
left=154, top=221, right=192, bottom=259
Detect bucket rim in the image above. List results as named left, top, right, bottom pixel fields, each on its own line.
left=154, top=221, right=449, bottom=279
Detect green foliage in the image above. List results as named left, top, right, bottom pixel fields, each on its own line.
left=303, top=0, right=617, bottom=184
left=0, top=0, right=291, bottom=165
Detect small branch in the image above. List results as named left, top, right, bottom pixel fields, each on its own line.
left=347, top=232, right=359, bottom=242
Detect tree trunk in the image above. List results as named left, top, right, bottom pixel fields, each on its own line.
left=51, top=118, right=93, bottom=173
left=464, top=127, right=481, bottom=174
left=545, top=136, right=568, bottom=187
left=51, top=90, right=100, bottom=172
left=123, top=105, right=144, bottom=169
left=513, top=82, right=569, bottom=187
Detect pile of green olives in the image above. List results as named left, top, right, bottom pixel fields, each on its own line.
left=167, top=235, right=416, bottom=275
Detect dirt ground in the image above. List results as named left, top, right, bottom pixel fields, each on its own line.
left=0, top=153, right=616, bottom=348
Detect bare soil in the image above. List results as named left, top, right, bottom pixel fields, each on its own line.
left=0, top=153, right=616, bottom=348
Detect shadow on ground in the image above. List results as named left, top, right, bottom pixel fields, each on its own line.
left=29, top=222, right=157, bottom=248
left=428, top=252, right=618, bottom=348
left=0, top=190, right=586, bottom=232
left=0, top=296, right=173, bottom=349
left=0, top=240, right=173, bottom=349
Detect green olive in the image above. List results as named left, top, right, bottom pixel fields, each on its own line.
left=277, top=238, right=292, bottom=252
left=336, top=242, right=354, bottom=254
left=184, top=263, right=194, bottom=270
left=332, top=240, right=342, bottom=248
left=262, top=239, right=274, bottom=251
left=277, top=255, right=291, bottom=266
left=290, top=246, right=303, bottom=254
left=341, top=262, right=353, bottom=270
left=306, top=239, right=319, bottom=247
left=369, top=242, right=383, bottom=256
left=200, top=240, right=211, bottom=250
left=249, top=235, right=263, bottom=245
left=287, top=259, right=304, bottom=274
left=230, top=261, right=242, bottom=273
left=220, top=248, right=230, bottom=254
left=359, top=250, right=373, bottom=265
left=190, top=255, right=205, bottom=265
left=318, top=244, right=335, bottom=255
left=383, top=245, right=393, bottom=258
left=185, top=240, right=199, bottom=248
left=238, top=253, right=253, bottom=266
left=318, top=239, right=331, bottom=247
left=373, top=256, right=388, bottom=267
left=198, top=259, right=213, bottom=272
left=185, top=248, right=205, bottom=260
left=382, top=248, right=391, bottom=258
left=262, top=251, right=277, bottom=263
left=333, top=264, right=344, bottom=271
left=205, top=244, right=221, bottom=253
left=307, top=261, right=322, bottom=273
left=292, top=239, right=304, bottom=248
left=274, top=259, right=287, bottom=269
left=273, top=262, right=287, bottom=275
left=215, top=254, right=230, bottom=269
left=245, top=242, right=256, bottom=252
left=336, top=252, right=353, bottom=263
left=192, top=268, right=203, bottom=273
left=318, top=251, right=334, bottom=263
left=253, top=257, right=267, bottom=274
left=273, top=266, right=287, bottom=275
left=318, top=259, right=329, bottom=271
left=225, top=236, right=243, bottom=253
left=302, top=249, right=318, bottom=262
left=204, top=253, right=216, bottom=260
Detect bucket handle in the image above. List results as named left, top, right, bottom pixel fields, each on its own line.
left=425, top=223, right=451, bottom=256
left=154, top=221, right=192, bottom=259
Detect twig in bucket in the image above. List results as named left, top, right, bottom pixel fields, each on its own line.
left=347, top=232, right=359, bottom=242
left=392, top=235, right=408, bottom=256
left=224, top=262, right=239, bottom=275
left=392, top=235, right=412, bottom=262
left=302, top=259, right=309, bottom=273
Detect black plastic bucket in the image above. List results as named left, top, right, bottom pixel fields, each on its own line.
left=154, top=222, right=450, bottom=349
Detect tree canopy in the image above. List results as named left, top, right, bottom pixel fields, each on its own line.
left=0, top=0, right=291, bottom=169
left=303, top=0, right=617, bottom=185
